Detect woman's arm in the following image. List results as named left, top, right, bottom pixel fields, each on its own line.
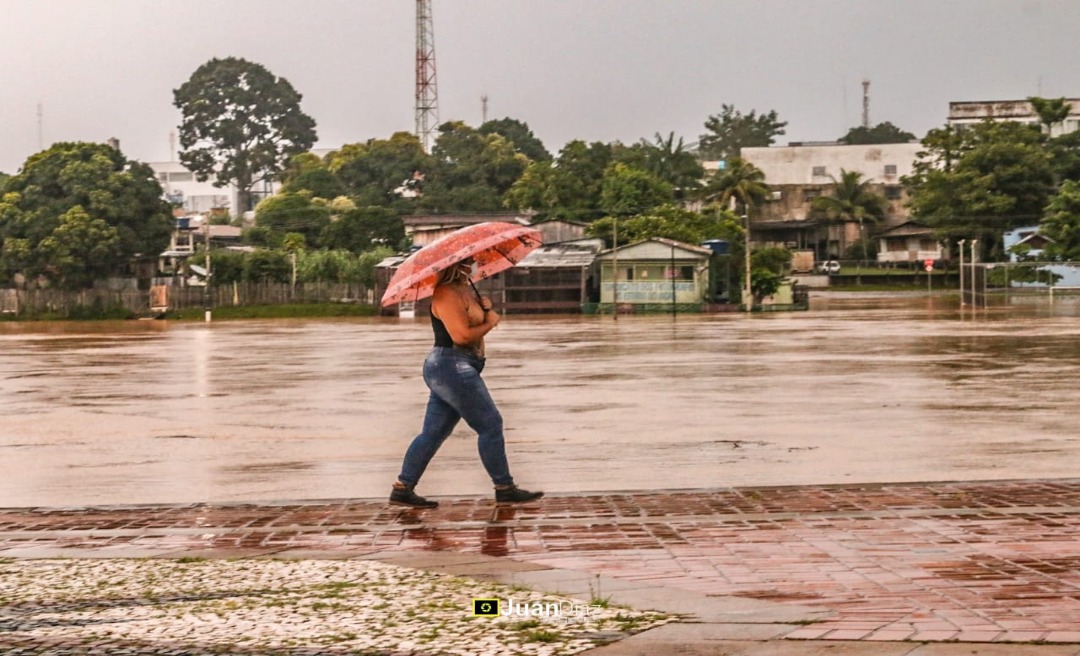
left=432, top=286, right=500, bottom=345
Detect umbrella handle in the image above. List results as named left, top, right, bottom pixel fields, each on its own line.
left=468, top=279, right=489, bottom=313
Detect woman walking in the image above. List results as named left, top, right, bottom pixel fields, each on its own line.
left=390, top=257, right=543, bottom=509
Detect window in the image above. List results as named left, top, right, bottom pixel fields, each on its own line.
left=637, top=265, right=664, bottom=280
left=169, top=172, right=194, bottom=182
left=812, top=166, right=827, bottom=177
left=885, top=186, right=902, bottom=200
left=884, top=164, right=897, bottom=176
left=769, top=190, right=783, bottom=201
left=803, top=189, right=821, bottom=202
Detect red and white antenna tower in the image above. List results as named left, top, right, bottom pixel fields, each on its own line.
left=415, top=0, right=439, bottom=153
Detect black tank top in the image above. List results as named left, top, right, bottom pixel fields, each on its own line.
left=431, top=312, right=455, bottom=347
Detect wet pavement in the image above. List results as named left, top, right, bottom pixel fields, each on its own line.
left=4, top=479, right=1080, bottom=652
left=2, top=292, right=1080, bottom=508
left=3, top=292, right=1080, bottom=652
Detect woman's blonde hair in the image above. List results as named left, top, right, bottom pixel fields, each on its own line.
left=436, top=262, right=467, bottom=287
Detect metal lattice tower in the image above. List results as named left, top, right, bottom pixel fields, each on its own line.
left=862, top=79, right=870, bottom=128
left=415, top=0, right=439, bottom=153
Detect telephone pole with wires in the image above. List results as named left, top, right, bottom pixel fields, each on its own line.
left=415, top=0, right=439, bottom=153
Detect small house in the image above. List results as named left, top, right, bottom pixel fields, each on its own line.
left=876, top=221, right=944, bottom=264
left=502, top=240, right=602, bottom=313
left=401, top=214, right=531, bottom=248
left=595, top=238, right=712, bottom=310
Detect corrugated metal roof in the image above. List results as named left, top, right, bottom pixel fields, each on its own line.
left=402, top=214, right=531, bottom=227
left=599, top=238, right=713, bottom=258
left=517, top=244, right=599, bottom=268
left=878, top=221, right=935, bottom=237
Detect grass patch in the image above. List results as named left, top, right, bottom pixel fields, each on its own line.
left=522, top=629, right=562, bottom=643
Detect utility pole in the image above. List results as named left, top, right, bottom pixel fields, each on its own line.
left=204, top=221, right=212, bottom=323
left=481, top=94, right=488, bottom=124
left=670, top=241, right=677, bottom=318
left=958, top=239, right=966, bottom=306
left=415, top=0, right=439, bottom=153
left=743, top=214, right=752, bottom=312
left=36, top=103, right=43, bottom=151
left=611, top=216, right=618, bottom=320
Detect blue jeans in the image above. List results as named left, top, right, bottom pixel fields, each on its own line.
left=397, top=347, right=514, bottom=488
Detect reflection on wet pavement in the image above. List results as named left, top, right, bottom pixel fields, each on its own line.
left=1, top=292, right=1079, bottom=507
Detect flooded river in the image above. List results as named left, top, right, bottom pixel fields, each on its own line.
left=2, top=292, right=1079, bottom=507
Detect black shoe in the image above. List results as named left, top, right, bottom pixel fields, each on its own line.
left=495, top=486, right=544, bottom=504
left=390, top=487, right=439, bottom=509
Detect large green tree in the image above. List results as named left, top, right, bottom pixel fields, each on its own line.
left=616, top=133, right=703, bottom=199
left=325, top=132, right=432, bottom=207
left=586, top=204, right=740, bottom=247
left=0, top=142, right=172, bottom=287
left=905, top=121, right=1055, bottom=258
left=1040, top=180, right=1080, bottom=261
left=839, top=121, right=916, bottom=145
left=279, top=152, right=348, bottom=200
left=320, top=206, right=405, bottom=253
left=479, top=117, right=551, bottom=162
left=36, top=206, right=123, bottom=289
left=698, top=105, right=787, bottom=161
left=1047, top=131, right=1080, bottom=184
left=599, top=163, right=674, bottom=218
left=253, top=191, right=331, bottom=247
left=418, top=121, right=529, bottom=212
left=504, top=140, right=613, bottom=221
left=810, top=169, right=888, bottom=258
left=174, top=57, right=317, bottom=216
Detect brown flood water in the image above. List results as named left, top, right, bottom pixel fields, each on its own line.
left=2, top=292, right=1079, bottom=508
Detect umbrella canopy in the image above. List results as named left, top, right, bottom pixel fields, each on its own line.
left=380, top=222, right=543, bottom=307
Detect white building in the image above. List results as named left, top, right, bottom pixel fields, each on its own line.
left=149, top=160, right=247, bottom=217
left=948, top=99, right=1080, bottom=137
left=148, top=148, right=335, bottom=220
left=706, top=142, right=922, bottom=260
left=736, top=141, right=921, bottom=189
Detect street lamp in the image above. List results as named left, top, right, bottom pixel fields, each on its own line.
left=958, top=238, right=966, bottom=306
left=743, top=213, right=752, bottom=312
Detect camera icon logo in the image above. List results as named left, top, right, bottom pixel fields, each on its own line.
left=472, top=598, right=500, bottom=616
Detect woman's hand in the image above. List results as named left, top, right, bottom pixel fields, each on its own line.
left=478, top=295, right=494, bottom=312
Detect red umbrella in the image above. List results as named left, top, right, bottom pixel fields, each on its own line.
left=380, top=222, right=543, bottom=307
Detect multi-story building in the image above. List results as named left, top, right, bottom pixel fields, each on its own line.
left=948, top=98, right=1080, bottom=137
left=712, top=142, right=922, bottom=260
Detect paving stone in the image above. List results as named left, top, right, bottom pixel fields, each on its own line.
left=4, top=480, right=1080, bottom=652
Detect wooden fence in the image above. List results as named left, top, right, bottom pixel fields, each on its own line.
left=0, top=282, right=372, bottom=317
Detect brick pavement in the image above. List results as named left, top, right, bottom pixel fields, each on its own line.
left=4, top=479, right=1080, bottom=646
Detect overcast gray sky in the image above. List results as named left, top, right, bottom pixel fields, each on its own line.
left=2, top=0, right=1078, bottom=174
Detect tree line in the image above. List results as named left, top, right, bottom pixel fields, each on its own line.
left=2, top=55, right=1079, bottom=294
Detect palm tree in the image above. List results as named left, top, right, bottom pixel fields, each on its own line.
left=699, top=157, right=769, bottom=310
left=811, top=169, right=888, bottom=261
left=641, top=132, right=704, bottom=198
left=1028, top=96, right=1071, bottom=135
left=699, top=156, right=769, bottom=215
